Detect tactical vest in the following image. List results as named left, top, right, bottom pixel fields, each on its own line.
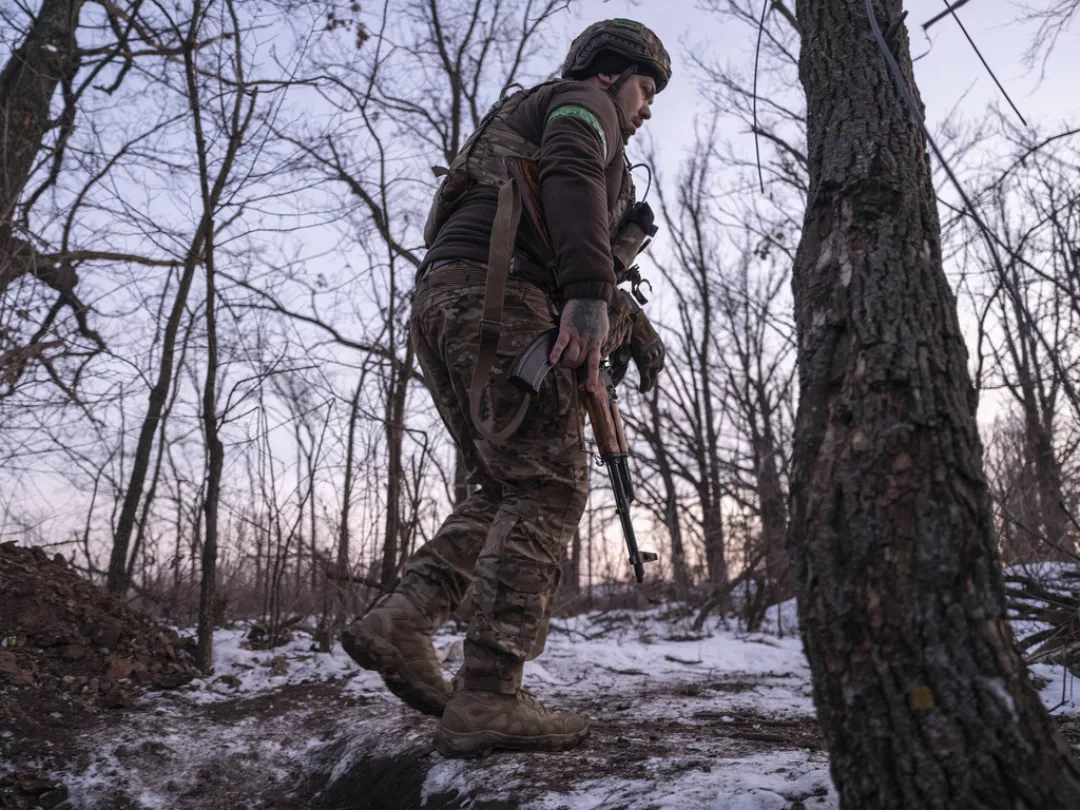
left=422, top=79, right=636, bottom=273
left=422, top=80, right=641, bottom=445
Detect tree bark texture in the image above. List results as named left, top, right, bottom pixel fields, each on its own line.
left=700, top=295, right=728, bottom=588
left=788, top=1, right=1080, bottom=807
left=191, top=4, right=222, bottom=668
left=196, top=229, right=222, bottom=673
left=335, top=377, right=362, bottom=627
left=702, top=486, right=727, bottom=587
left=0, top=0, right=82, bottom=293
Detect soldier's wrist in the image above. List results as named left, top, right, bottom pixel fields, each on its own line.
left=562, top=280, right=614, bottom=303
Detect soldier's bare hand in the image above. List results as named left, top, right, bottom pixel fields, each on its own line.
left=549, top=298, right=609, bottom=393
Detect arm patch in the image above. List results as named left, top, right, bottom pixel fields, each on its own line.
left=546, top=104, right=608, bottom=160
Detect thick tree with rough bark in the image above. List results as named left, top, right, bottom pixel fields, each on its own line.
left=787, top=0, right=1080, bottom=806
left=0, top=0, right=82, bottom=294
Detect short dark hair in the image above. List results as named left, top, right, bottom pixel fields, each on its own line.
left=575, top=50, right=664, bottom=90
left=582, top=51, right=635, bottom=79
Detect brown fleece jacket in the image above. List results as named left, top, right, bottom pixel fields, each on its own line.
left=422, top=81, right=626, bottom=302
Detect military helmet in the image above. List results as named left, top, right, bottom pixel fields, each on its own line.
left=562, top=19, right=672, bottom=93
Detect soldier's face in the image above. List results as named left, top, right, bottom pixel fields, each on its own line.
left=616, top=74, right=656, bottom=137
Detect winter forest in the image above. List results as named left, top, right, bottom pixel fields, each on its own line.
left=2, top=0, right=1080, bottom=807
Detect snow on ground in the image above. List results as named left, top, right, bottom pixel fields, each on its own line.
left=406, top=609, right=833, bottom=810
left=536, top=607, right=815, bottom=716
left=176, top=627, right=386, bottom=701
left=1032, top=662, right=1080, bottom=715
left=48, top=605, right=1080, bottom=809
left=514, top=750, right=835, bottom=810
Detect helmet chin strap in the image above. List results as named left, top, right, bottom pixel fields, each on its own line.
left=608, top=65, right=637, bottom=97
left=607, top=66, right=638, bottom=140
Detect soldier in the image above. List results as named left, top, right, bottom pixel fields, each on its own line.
left=342, top=19, right=669, bottom=757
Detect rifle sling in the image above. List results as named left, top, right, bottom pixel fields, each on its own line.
left=470, top=175, right=533, bottom=444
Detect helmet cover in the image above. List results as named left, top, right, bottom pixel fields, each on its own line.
left=562, top=19, right=671, bottom=93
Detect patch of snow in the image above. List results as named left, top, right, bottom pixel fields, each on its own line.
left=523, top=751, right=836, bottom=810
left=535, top=609, right=816, bottom=719
left=156, top=627, right=383, bottom=703
left=757, top=599, right=800, bottom=636
left=1031, top=663, right=1079, bottom=715
left=422, top=757, right=471, bottom=803
left=1004, top=561, right=1079, bottom=580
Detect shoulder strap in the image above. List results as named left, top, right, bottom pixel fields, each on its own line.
left=469, top=175, right=534, bottom=444
left=453, top=79, right=561, bottom=175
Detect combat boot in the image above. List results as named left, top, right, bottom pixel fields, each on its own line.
left=433, top=689, right=589, bottom=757
left=341, top=592, right=450, bottom=716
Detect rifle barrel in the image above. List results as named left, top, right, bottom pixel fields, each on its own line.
left=608, top=455, right=646, bottom=583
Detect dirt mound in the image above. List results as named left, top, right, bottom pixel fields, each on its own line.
left=0, top=542, right=199, bottom=779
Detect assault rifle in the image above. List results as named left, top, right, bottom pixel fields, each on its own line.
left=509, top=328, right=658, bottom=583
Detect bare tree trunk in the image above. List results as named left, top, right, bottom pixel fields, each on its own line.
left=106, top=241, right=200, bottom=596
left=293, top=423, right=306, bottom=600
left=128, top=413, right=168, bottom=587
left=380, top=381, right=402, bottom=591
left=701, top=300, right=728, bottom=588
left=195, top=225, right=222, bottom=673
left=0, top=0, right=82, bottom=293
left=702, top=494, right=727, bottom=586
left=309, top=442, right=318, bottom=595
left=1009, top=293, right=1071, bottom=560
left=127, top=313, right=196, bottom=586
left=646, top=389, right=689, bottom=599
left=1027, top=408, right=1070, bottom=555
left=752, top=397, right=791, bottom=602
left=335, top=376, right=363, bottom=627
left=380, top=340, right=414, bottom=591
left=788, top=1, right=1080, bottom=806
left=107, top=0, right=255, bottom=599
left=188, top=0, right=224, bottom=673
left=653, top=152, right=730, bottom=590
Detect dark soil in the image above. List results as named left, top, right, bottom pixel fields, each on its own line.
left=0, top=543, right=198, bottom=809
left=318, top=752, right=464, bottom=810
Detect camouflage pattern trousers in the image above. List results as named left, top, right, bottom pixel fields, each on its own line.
left=400, top=260, right=589, bottom=694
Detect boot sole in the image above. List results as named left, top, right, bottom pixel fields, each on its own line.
left=432, top=726, right=589, bottom=758
left=341, top=623, right=448, bottom=717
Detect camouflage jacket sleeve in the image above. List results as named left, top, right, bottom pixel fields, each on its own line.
left=537, top=84, right=623, bottom=303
